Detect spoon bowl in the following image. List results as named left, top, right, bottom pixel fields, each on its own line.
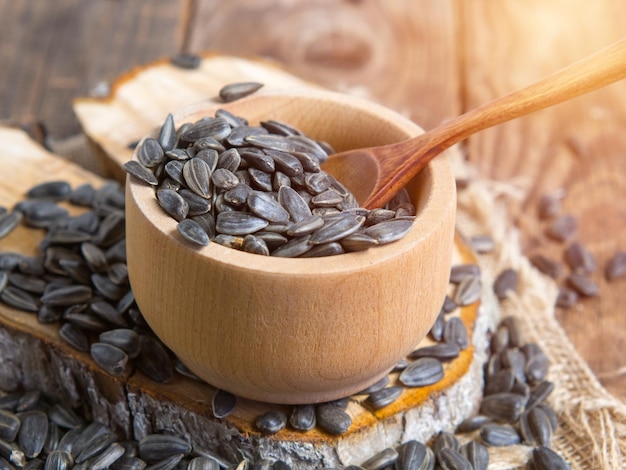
left=125, top=88, right=457, bottom=404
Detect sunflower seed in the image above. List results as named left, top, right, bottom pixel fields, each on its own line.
left=361, top=448, right=398, bottom=470
left=0, top=438, right=26, bottom=466
left=44, top=449, right=74, bottom=470
left=399, top=358, right=444, bottom=387
left=177, top=219, right=210, bottom=246
left=0, top=212, right=22, bottom=240
left=480, top=393, right=526, bottom=423
left=526, top=381, right=554, bottom=410
left=484, top=368, right=515, bottom=396
left=565, top=272, right=599, bottom=297
left=26, top=181, right=72, bottom=201
left=91, top=341, right=128, bottom=376
left=288, top=405, right=316, bottom=432
left=537, top=191, right=565, bottom=220
left=454, top=275, right=482, bottom=306
left=432, top=432, right=459, bottom=454
left=143, top=453, right=184, bottom=470
left=493, top=268, right=518, bottom=300
left=182, top=118, right=231, bottom=142
left=555, top=286, right=578, bottom=308
left=363, top=218, right=413, bottom=245
left=479, top=423, right=520, bottom=446
left=90, top=300, right=128, bottom=327
left=1, top=286, right=39, bottom=311
left=530, top=446, right=570, bottom=470
left=525, top=352, right=550, bottom=384
left=124, top=161, right=158, bottom=186
left=138, top=434, right=191, bottom=463
left=366, top=386, right=403, bottom=410
left=315, top=404, right=351, bottom=435
left=17, top=410, right=48, bottom=458
left=409, top=342, right=460, bottom=361
left=545, top=215, right=577, bottom=242
left=469, top=235, right=495, bottom=254
left=255, top=411, right=287, bottom=435
left=459, top=441, right=488, bottom=470
left=0, top=411, right=19, bottom=442
left=429, top=312, right=445, bottom=342
left=394, top=440, right=428, bottom=470
left=436, top=447, right=471, bottom=470
left=47, top=404, right=83, bottom=430
left=135, top=335, right=173, bottom=383
left=183, top=159, right=212, bottom=198
left=170, top=52, right=201, bottom=69
left=156, top=190, right=189, bottom=222
left=443, top=317, right=469, bottom=349
left=605, top=251, right=626, bottom=281
left=178, top=190, right=211, bottom=217
left=99, top=329, right=141, bottom=358
left=309, top=213, right=363, bottom=244
left=59, top=323, right=90, bottom=352
left=456, top=415, right=492, bottom=434
left=212, top=390, right=237, bottom=419
left=138, top=138, right=165, bottom=168
left=520, top=406, right=553, bottom=447
left=110, top=456, right=148, bottom=470
left=242, top=235, right=269, bottom=255
left=75, top=431, right=117, bottom=463
left=219, top=82, right=263, bottom=102
left=247, top=192, right=290, bottom=223
left=449, top=264, right=481, bottom=283
left=563, top=242, right=595, bottom=275
left=15, top=391, right=41, bottom=413
left=265, top=150, right=303, bottom=177
left=7, top=273, right=46, bottom=294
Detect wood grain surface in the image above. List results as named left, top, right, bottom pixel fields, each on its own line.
left=1, top=0, right=625, bottom=402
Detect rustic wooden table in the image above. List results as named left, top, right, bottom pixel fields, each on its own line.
left=2, top=0, right=626, bottom=402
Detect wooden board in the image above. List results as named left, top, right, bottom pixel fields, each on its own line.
left=0, top=126, right=496, bottom=466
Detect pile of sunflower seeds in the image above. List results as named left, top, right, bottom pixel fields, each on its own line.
left=123, top=83, right=416, bottom=257
left=0, top=175, right=571, bottom=467
left=530, top=189, right=626, bottom=309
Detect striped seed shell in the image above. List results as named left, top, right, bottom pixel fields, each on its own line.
left=187, top=457, right=220, bottom=470
left=181, top=117, right=230, bottom=142
left=460, top=441, right=489, bottom=470
left=394, top=440, right=428, bottom=470
left=315, top=403, right=352, bottom=435
left=0, top=410, right=20, bottom=442
left=0, top=211, right=22, bottom=240
left=135, top=335, right=174, bottom=383
left=493, top=268, right=518, bottom=300
left=177, top=219, right=210, bottom=246
left=479, top=424, right=521, bottom=446
left=309, top=213, right=363, bottom=244
left=520, top=406, right=553, bottom=447
left=183, top=158, right=212, bottom=198
left=479, top=393, right=526, bottom=423
left=138, top=434, right=191, bottom=463
left=449, top=264, right=481, bottom=284
left=40, top=284, right=92, bottom=307
left=362, top=218, right=413, bottom=245
left=255, top=410, right=287, bottom=435
left=432, top=432, right=459, bottom=454
left=44, top=450, right=74, bottom=470
left=211, top=168, right=240, bottom=190
left=247, top=192, right=290, bottom=223
left=26, top=181, right=72, bottom=200
left=219, top=82, right=263, bottom=102
left=399, top=358, right=444, bottom=387
left=531, top=446, right=570, bottom=470
left=75, top=431, right=117, bottom=463
left=138, top=138, right=164, bottom=168
left=366, top=386, right=403, bottom=410
left=289, top=405, right=316, bottom=432
left=409, top=342, right=460, bottom=361
left=99, top=329, right=141, bottom=358
left=59, top=323, right=90, bottom=352
left=124, top=161, right=158, bottom=186
left=17, top=410, right=48, bottom=458
left=90, top=342, right=128, bottom=377
left=361, top=447, right=398, bottom=470
left=1, top=286, right=39, bottom=311
left=109, top=456, right=148, bottom=470
left=443, top=317, right=469, bottom=349
left=215, top=212, right=269, bottom=236
left=156, top=189, right=189, bottom=222
left=211, top=389, right=237, bottom=419
left=158, top=114, right=177, bottom=152
left=454, top=274, right=482, bottom=306
left=436, top=447, right=472, bottom=470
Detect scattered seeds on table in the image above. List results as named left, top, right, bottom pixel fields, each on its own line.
left=545, top=214, right=577, bottom=242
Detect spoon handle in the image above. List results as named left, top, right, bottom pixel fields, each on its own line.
left=369, top=37, right=626, bottom=209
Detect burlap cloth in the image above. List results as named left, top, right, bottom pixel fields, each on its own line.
left=51, top=135, right=626, bottom=469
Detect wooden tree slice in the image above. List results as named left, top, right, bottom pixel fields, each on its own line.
left=0, top=127, right=497, bottom=466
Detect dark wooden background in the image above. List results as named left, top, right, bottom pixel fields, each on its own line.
left=2, top=0, right=626, bottom=401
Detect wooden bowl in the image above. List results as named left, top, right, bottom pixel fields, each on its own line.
left=125, top=88, right=457, bottom=404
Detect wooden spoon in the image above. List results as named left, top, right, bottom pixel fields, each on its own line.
left=323, top=38, right=626, bottom=209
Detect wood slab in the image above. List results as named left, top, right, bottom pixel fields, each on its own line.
left=0, top=126, right=497, bottom=467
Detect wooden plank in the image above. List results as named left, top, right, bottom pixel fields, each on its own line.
left=185, top=0, right=460, bottom=130
left=459, top=0, right=626, bottom=399
left=0, top=0, right=184, bottom=139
